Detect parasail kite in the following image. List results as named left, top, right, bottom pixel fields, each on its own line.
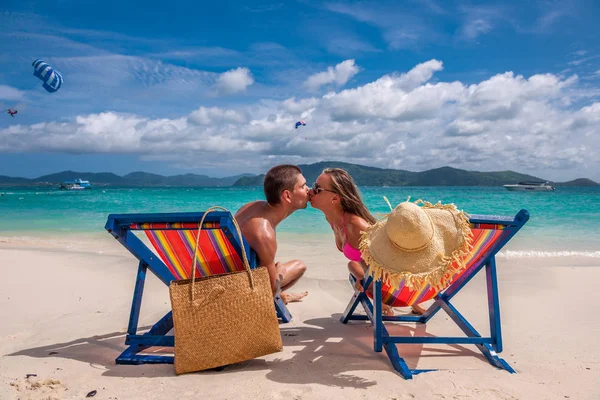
left=32, top=59, right=63, bottom=93
left=7, top=109, right=18, bottom=117
left=295, top=120, right=306, bottom=129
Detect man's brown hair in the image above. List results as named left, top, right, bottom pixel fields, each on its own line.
left=263, top=164, right=302, bottom=205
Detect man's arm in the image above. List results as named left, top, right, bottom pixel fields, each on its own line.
left=243, top=224, right=281, bottom=295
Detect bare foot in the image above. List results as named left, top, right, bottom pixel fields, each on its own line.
left=382, top=305, right=394, bottom=317
left=411, top=304, right=427, bottom=315
left=280, top=291, right=308, bottom=304
left=354, top=281, right=365, bottom=292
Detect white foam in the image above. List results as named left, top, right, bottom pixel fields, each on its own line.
left=498, top=250, right=600, bottom=258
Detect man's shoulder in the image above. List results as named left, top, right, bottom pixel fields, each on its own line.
left=236, top=202, right=273, bottom=238
left=235, top=200, right=267, bottom=218
left=240, top=215, right=276, bottom=253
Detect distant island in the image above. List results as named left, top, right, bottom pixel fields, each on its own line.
left=0, top=161, right=598, bottom=187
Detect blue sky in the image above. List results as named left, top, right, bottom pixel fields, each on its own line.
left=1, top=0, right=599, bottom=181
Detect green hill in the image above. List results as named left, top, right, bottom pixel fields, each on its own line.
left=0, top=175, right=31, bottom=185
left=553, top=178, right=599, bottom=187
left=0, top=163, right=597, bottom=187
left=232, top=161, right=598, bottom=187
left=33, top=171, right=125, bottom=185
left=0, top=171, right=254, bottom=187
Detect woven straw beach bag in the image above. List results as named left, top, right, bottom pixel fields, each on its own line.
left=169, top=206, right=282, bottom=375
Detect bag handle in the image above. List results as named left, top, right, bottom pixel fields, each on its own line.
left=190, top=206, right=255, bottom=302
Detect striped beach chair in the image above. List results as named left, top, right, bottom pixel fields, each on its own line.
left=105, top=211, right=292, bottom=365
left=340, top=209, right=529, bottom=379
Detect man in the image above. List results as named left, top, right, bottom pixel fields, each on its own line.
left=235, top=165, right=309, bottom=304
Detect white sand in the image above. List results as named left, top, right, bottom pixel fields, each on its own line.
left=0, top=235, right=599, bottom=400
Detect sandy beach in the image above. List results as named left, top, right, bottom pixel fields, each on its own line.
left=1, top=234, right=599, bottom=400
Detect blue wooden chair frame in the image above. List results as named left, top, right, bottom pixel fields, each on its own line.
left=105, top=211, right=292, bottom=365
left=340, top=209, right=530, bottom=379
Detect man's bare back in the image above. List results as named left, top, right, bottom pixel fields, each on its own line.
left=235, top=201, right=308, bottom=304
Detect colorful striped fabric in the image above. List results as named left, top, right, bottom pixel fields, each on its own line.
left=470, top=222, right=506, bottom=230
left=144, top=228, right=245, bottom=280
left=371, top=227, right=506, bottom=307
left=130, top=222, right=219, bottom=230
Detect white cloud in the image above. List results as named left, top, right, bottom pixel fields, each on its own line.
left=188, top=106, right=247, bottom=125
left=461, top=72, right=577, bottom=120
left=304, top=59, right=361, bottom=91
left=512, top=3, right=573, bottom=36
left=572, top=103, right=600, bottom=126
left=4, top=52, right=259, bottom=120
left=324, top=3, right=439, bottom=50
left=461, top=18, right=492, bottom=40
left=418, top=0, right=446, bottom=15
left=533, top=9, right=567, bottom=32
left=57, top=55, right=214, bottom=88
left=281, top=97, right=320, bottom=114
left=394, top=59, right=443, bottom=91
left=457, top=5, right=504, bottom=41
left=150, top=46, right=242, bottom=60
left=445, top=119, right=487, bottom=136
left=0, top=85, right=26, bottom=101
left=324, top=59, right=455, bottom=120
left=568, top=55, right=599, bottom=67
left=1, top=59, right=598, bottom=180
left=214, top=67, right=254, bottom=95
left=324, top=37, right=380, bottom=56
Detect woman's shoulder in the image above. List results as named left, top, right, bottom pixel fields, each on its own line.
left=347, top=213, right=371, bottom=232
left=345, top=213, right=370, bottom=247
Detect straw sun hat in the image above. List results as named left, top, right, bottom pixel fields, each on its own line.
left=359, top=198, right=473, bottom=292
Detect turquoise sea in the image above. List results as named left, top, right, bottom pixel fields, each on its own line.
left=1, top=186, right=599, bottom=256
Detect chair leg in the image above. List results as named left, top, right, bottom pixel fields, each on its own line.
left=340, top=274, right=366, bottom=323
left=486, top=258, right=503, bottom=353
left=274, top=295, right=292, bottom=323
left=116, top=346, right=174, bottom=365
left=373, top=279, right=383, bottom=353
left=147, top=312, right=173, bottom=335
left=440, top=298, right=515, bottom=374
left=340, top=290, right=363, bottom=324
left=116, top=346, right=148, bottom=365
left=383, top=340, right=414, bottom=379
left=117, top=261, right=148, bottom=365
left=341, top=275, right=439, bottom=379
left=126, top=261, right=147, bottom=336
left=117, top=262, right=177, bottom=365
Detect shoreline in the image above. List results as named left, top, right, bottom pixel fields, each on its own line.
left=1, top=231, right=599, bottom=262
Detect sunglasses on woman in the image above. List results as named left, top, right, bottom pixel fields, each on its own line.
left=312, top=182, right=337, bottom=195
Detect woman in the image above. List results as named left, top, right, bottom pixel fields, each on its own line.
left=309, top=168, right=426, bottom=316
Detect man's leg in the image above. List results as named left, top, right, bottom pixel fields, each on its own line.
left=277, top=260, right=308, bottom=304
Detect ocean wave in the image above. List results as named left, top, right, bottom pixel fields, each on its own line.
left=498, top=250, right=600, bottom=258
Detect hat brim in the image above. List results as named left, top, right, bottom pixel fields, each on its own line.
left=360, top=200, right=473, bottom=292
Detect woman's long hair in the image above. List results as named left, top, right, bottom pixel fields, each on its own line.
left=323, top=168, right=377, bottom=224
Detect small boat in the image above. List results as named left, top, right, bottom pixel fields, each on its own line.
left=503, top=181, right=555, bottom=191
left=60, top=178, right=92, bottom=190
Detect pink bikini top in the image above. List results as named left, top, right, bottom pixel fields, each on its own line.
left=340, top=212, right=363, bottom=262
